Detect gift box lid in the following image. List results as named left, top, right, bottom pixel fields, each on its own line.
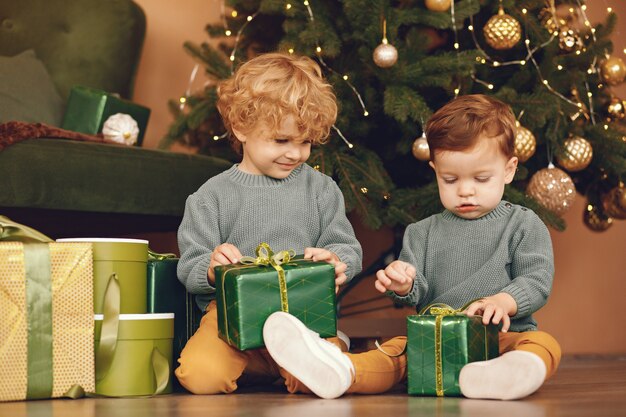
left=94, top=313, right=174, bottom=340
left=57, top=238, right=148, bottom=262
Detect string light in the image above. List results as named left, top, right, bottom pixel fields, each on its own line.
left=298, top=0, right=368, bottom=147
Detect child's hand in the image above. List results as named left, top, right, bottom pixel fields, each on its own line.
left=464, top=292, right=518, bottom=333
left=208, top=243, right=243, bottom=284
left=304, top=248, right=348, bottom=290
left=374, top=260, right=416, bottom=296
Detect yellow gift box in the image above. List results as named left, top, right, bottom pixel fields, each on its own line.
left=0, top=217, right=95, bottom=401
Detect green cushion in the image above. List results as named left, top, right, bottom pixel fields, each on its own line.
left=0, top=139, right=232, bottom=216
left=0, top=50, right=64, bottom=125
left=0, top=0, right=145, bottom=99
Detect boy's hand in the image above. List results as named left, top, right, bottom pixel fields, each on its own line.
left=374, top=260, right=416, bottom=296
left=208, top=243, right=243, bottom=285
left=464, top=292, right=518, bottom=333
left=304, top=248, right=347, bottom=291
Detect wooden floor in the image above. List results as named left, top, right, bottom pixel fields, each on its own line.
left=2, top=355, right=625, bottom=417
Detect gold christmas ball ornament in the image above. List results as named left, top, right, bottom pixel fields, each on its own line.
left=607, top=97, right=626, bottom=121
left=514, top=122, right=536, bottom=163
left=483, top=7, right=522, bottom=50
left=600, top=56, right=626, bottom=86
left=558, top=27, right=583, bottom=53
left=425, top=0, right=451, bottom=12
left=412, top=135, right=430, bottom=161
left=583, top=204, right=613, bottom=232
left=526, top=164, right=576, bottom=216
left=556, top=136, right=593, bottom=172
left=373, top=41, right=398, bottom=68
left=602, top=186, right=626, bottom=219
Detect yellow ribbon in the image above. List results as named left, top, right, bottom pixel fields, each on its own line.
left=422, top=304, right=463, bottom=397
left=239, top=243, right=295, bottom=313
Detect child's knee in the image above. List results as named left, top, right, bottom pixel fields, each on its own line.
left=175, top=357, right=239, bottom=394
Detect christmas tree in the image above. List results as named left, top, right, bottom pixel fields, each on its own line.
left=161, top=0, right=626, bottom=232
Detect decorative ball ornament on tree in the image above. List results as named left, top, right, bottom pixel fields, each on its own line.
left=514, top=122, right=536, bottom=163
left=601, top=185, right=626, bottom=219
left=102, top=113, right=139, bottom=145
left=583, top=204, right=613, bottom=232
left=412, top=134, right=430, bottom=161
left=556, top=136, right=593, bottom=172
left=373, top=19, right=398, bottom=68
left=526, top=164, right=576, bottom=216
left=600, top=56, right=626, bottom=86
left=606, top=96, right=626, bottom=121
left=424, top=0, right=451, bottom=12
left=558, top=27, right=583, bottom=53
left=483, top=6, right=522, bottom=50
left=373, top=42, right=398, bottom=68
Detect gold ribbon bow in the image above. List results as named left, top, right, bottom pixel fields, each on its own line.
left=239, top=243, right=295, bottom=313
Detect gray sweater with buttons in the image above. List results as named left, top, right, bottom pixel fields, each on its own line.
left=177, top=163, right=363, bottom=311
left=391, top=201, right=554, bottom=332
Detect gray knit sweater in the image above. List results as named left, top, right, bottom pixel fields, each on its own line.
left=177, top=163, right=363, bottom=311
left=391, top=201, right=554, bottom=332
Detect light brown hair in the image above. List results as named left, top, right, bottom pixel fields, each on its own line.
left=217, top=53, right=338, bottom=153
left=425, top=94, right=517, bottom=161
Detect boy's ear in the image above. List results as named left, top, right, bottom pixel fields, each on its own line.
left=504, top=156, right=518, bottom=184
left=232, top=126, right=247, bottom=144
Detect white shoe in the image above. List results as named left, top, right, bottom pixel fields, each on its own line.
left=459, top=351, right=547, bottom=400
left=263, top=312, right=354, bottom=399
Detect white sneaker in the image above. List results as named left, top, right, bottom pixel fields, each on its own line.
left=263, top=312, right=354, bottom=399
left=459, top=351, right=547, bottom=400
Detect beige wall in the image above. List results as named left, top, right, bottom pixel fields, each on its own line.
left=132, top=2, right=626, bottom=354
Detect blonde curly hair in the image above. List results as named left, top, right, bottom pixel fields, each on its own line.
left=217, top=53, right=338, bottom=153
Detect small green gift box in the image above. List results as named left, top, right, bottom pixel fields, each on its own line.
left=94, top=313, right=174, bottom=397
left=61, top=85, right=150, bottom=146
left=215, top=243, right=336, bottom=350
left=57, top=238, right=149, bottom=315
left=407, top=304, right=499, bottom=397
left=146, top=255, right=202, bottom=375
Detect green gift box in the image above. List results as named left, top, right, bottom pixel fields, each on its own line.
left=57, top=238, right=148, bottom=314
left=215, top=244, right=336, bottom=350
left=61, top=85, right=150, bottom=146
left=94, top=313, right=174, bottom=396
left=146, top=257, right=202, bottom=381
left=407, top=304, right=499, bottom=397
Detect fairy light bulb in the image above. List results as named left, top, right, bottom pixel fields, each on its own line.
left=179, top=97, right=186, bottom=104
left=286, top=3, right=292, bottom=10
left=488, top=84, right=494, bottom=90
left=343, top=75, right=349, bottom=80
left=288, top=48, right=294, bottom=54
left=468, top=25, right=474, bottom=31
left=231, top=10, right=238, bottom=17
left=225, top=30, right=232, bottom=36
left=246, top=15, right=252, bottom=21
left=316, top=46, right=322, bottom=53
left=363, top=111, right=369, bottom=116
left=213, top=135, right=219, bottom=140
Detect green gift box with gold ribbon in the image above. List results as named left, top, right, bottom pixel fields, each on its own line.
left=0, top=216, right=95, bottom=401
left=407, top=304, right=500, bottom=397
left=215, top=243, right=336, bottom=351
left=61, top=85, right=150, bottom=146
left=146, top=253, right=202, bottom=385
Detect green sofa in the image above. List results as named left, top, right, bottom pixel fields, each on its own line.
left=0, top=0, right=231, bottom=238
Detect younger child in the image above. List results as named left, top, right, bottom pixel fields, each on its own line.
left=263, top=94, right=561, bottom=400
left=175, top=53, right=363, bottom=394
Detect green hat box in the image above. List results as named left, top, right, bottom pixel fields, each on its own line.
left=57, top=238, right=149, bottom=314
left=94, top=313, right=174, bottom=396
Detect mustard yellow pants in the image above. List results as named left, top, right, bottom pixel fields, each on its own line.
left=175, top=301, right=348, bottom=394
left=176, top=303, right=561, bottom=395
